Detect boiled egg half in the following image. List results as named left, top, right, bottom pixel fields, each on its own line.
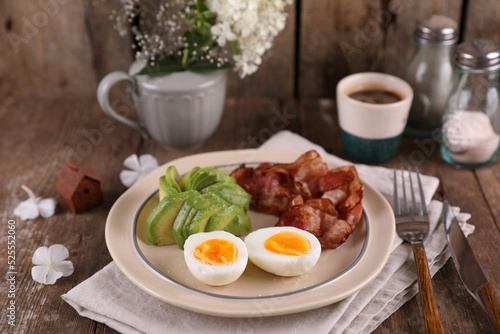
left=245, top=226, right=321, bottom=277
left=183, top=231, right=248, bottom=286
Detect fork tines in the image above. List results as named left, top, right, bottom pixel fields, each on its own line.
left=393, top=166, right=428, bottom=219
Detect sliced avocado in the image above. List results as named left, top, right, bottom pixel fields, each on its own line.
left=146, top=191, right=197, bottom=246
left=158, top=166, right=183, bottom=201
left=200, top=181, right=251, bottom=211
left=158, top=176, right=168, bottom=200
left=173, top=192, right=224, bottom=249
left=184, top=193, right=228, bottom=237
left=186, top=167, right=233, bottom=191
left=173, top=202, right=198, bottom=249
left=178, top=166, right=200, bottom=191
left=206, top=205, right=252, bottom=236
left=205, top=205, right=240, bottom=232
left=183, top=167, right=206, bottom=191
left=165, top=166, right=181, bottom=191
left=159, top=175, right=181, bottom=201
left=223, top=208, right=252, bottom=236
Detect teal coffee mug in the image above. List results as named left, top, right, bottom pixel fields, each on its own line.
left=336, top=72, right=413, bottom=163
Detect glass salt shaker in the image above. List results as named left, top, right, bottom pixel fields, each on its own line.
left=441, top=39, right=500, bottom=169
left=403, top=15, right=458, bottom=137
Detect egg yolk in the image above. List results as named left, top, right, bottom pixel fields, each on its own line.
left=265, top=231, right=311, bottom=256
left=194, top=239, right=238, bottom=266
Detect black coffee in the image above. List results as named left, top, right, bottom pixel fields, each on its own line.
left=348, top=89, right=402, bottom=104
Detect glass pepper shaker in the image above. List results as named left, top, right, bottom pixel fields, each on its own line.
left=403, top=15, right=458, bottom=137
left=440, top=39, right=500, bottom=169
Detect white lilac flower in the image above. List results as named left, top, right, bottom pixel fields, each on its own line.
left=214, top=0, right=293, bottom=77
left=13, top=185, right=56, bottom=220
left=233, top=54, right=258, bottom=77
left=205, top=0, right=219, bottom=12
left=31, top=244, right=74, bottom=285
left=211, top=21, right=237, bottom=47
left=120, top=154, right=159, bottom=187
left=112, top=0, right=292, bottom=78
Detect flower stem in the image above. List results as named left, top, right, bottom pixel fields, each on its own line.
left=230, top=41, right=239, bottom=55
left=21, top=184, right=38, bottom=203
left=182, top=48, right=189, bottom=67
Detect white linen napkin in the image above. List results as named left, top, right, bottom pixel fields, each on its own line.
left=62, top=130, right=474, bottom=334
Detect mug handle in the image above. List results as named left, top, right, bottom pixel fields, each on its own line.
left=97, top=71, right=149, bottom=138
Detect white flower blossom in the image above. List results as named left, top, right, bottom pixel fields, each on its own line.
left=214, top=0, right=293, bottom=77
left=120, top=154, right=159, bottom=187
left=14, top=185, right=56, bottom=220
left=205, top=0, right=219, bottom=12
left=111, top=0, right=292, bottom=78
left=31, top=245, right=74, bottom=285
left=211, top=21, right=237, bottom=47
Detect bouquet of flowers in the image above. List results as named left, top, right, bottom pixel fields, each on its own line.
left=111, top=0, right=293, bottom=78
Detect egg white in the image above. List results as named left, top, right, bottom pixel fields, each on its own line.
left=183, top=231, right=248, bottom=286
left=244, top=226, right=321, bottom=277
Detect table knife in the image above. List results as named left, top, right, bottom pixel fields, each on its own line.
left=442, top=201, right=500, bottom=332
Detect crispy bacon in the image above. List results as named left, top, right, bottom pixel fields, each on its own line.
left=232, top=162, right=296, bottom=216
left=277, top=203, right=321, bottom=235
left=231, top=150, right=328, bottom=211
left=231, top=150, right=364, bottom=248
left=264, top=150, right=329, bottom=197
left=317, top=169, right=354, bottom=194
left=277, top=194, right=363, bottom=248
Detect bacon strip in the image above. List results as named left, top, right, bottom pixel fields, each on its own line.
left=231, top=150, right=364, bottom=248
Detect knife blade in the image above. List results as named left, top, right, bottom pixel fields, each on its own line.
left=442, top=200, right=500, bottom=332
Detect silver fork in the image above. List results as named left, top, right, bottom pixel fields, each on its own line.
left=394, top=167, right=445, bottom=334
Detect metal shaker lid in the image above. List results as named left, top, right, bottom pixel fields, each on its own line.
left=415, top=15, right=458, bottom=44
left=454, top=39, right=500, bottom=71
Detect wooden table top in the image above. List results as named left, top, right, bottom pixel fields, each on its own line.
left=1, top=95, right=499, bottom=333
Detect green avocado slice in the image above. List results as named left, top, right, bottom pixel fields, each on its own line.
left=206, top=205, right=252, bottom=236
left=223, top=208, right=252, bottom=236
left=184, top=193, right=229, bottom=237
left=173, top=192, right=228, bottom=249
left=200, top=181, right=251, bottom=211
left=152, top=165, right=253, bottom=249
left=205, top=205, right=239, bottom=232
left=186, top=166, right=234, bottom=191
left=165, top=166, right=181, bottom=191
left=146, top=191, right=197, bottom=246
left=158, top=166, right=183, bottom=201
left=178, top=166, right=200, bottom=191
left=173, top=202, right=197, bottom=249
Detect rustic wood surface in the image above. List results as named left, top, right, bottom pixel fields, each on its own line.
left=462, top=0, right=500, bottom=42
left=1, top=96, right=499, bottom=333
left=0, top=0, right=294, bottom=100
left=297, top=0, right=464, bottom=98
left=5, top=0, right=500, bottom=100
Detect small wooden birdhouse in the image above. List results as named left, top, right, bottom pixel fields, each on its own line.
left=55, top=162, right=105, bottom=213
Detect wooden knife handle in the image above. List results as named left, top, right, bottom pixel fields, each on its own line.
left=413, top=246, right=445, bottom=334
left=478, top=282, right=500, bottom=332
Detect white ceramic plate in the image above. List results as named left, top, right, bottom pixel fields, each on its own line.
left=105, top=149, right=395, bottom=317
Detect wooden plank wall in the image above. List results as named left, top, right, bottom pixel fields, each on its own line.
left=1, top=0, right=499, bottom=101
left=298, top=0, right=463, bottom=97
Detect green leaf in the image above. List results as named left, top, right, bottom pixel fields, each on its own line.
left=196, top=0, right=209, bottom=13
left=198, top=22, right=213, bottom=47
left=183, top=30, right=204, bottom=53
left=229, top=41, right=239, bottom=56
left=137, top=58, right=185, bottom=76
left=201, top=10, right=216, bottom=21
